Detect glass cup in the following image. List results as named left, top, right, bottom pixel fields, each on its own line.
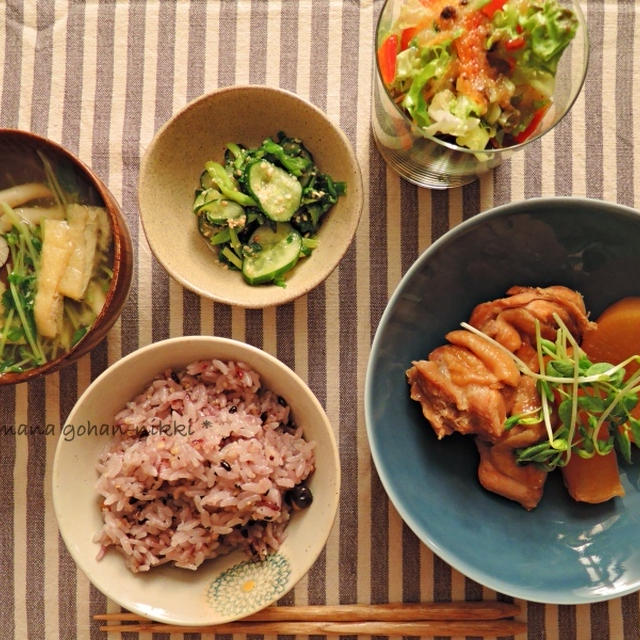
left=371, top=0, right=588, bottom=189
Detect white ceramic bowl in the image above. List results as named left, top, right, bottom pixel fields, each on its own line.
left=139, top=85, right=364, bottom=308
left=53, top=336, right=340, bottom=625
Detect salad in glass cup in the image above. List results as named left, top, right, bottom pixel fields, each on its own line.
left=372, top=0, right=588, bottom=188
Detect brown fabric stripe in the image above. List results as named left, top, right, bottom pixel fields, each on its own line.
left=430, top=190, right=449, bottom=241
left=591, top=600, right=610, bottom=640
left=280, top=0, right=299, bottom=92
left=493, top=160, right=512, bottom=206
left=462, top=178, right=481, bottom=220
left=218, top=0, right=238, bottom=84
left=1, top=0, right=23, bottom=126
left=622, top=592, right=640, bottom=639
left=275, top=305, right=295, bottom=370
left=527, top=601, right=546, bottom=640
left=26, top=379, right=46, bottom=640
left=554, top=113, right=573, bottom=196
left=368, top=142, right=388, bottom=334
left=186, top=0, right=206, bottom=102
left=400, top=180, right=419, bottom=274
left=559, top=603, right=577, bottom=639
left=120, top=1, right=148, bottom=358
left=249, top=0, right=268, bottom=84
left=524, top=143, right=543, bottom=199
left=30, top=0, right=54, bottom=136
left=370, top=475, right=389, bottom=604
left=0, top=388, right=16, bottom=640
left=338, top=0, right=361, bottom=609
left=402, top=522, right=420, bottom=601
left=309, top=1, right=329, bottom=111
left=246, top=309, right=264, bottom=350
left=91, top=0, right=116, bottom=186
left=307, top=546, right=327, bottom=606
left=151, top=1, right=177, bottom=344
left=464, top=576, right=483, bottom=600
left=60, top=2, right=85, bottom=155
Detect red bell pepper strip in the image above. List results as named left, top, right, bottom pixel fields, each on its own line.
left=377, top=34, right=399, bottom=85
left=401, top=26, right=418, bottom=51
left=505, top=35, right=526, bottom=50
left=515, top=105, right=550, bottom=143
left=481, top=0, right=508, bottom=18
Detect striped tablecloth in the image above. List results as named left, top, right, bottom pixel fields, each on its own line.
left=1, top=1, right=638, bottom=639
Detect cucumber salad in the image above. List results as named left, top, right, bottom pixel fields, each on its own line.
left=377, top=0, right=579, bottom=149
left=193, top=133, right=346, bottom=287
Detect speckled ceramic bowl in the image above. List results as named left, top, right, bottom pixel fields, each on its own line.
left=0, top=129, right=133, bottom=384
left=366, top=197, right=640, bottom=604
left=53, top=336, right=340, bottom=626
left=138, top=85, right=363, bottom=308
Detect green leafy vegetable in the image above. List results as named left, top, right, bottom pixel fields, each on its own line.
left=461, top=316, right=640, bottom=471
left=193, top=132, right=346, bottom=286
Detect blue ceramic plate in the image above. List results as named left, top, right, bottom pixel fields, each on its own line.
left=365, top=197, right=640, bottom=604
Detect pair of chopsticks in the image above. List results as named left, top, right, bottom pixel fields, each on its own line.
left=95, top=601, right=526, bottom=636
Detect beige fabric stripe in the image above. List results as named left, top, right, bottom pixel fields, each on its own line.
left=73, top=358, right=91, bottom=638
left=17, top=2, right=36, bottom=131
left=137, top=3, right=159, bottom=349
left=355, top=0, right=374, bottom=593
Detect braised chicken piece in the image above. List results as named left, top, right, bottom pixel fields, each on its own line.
left=476, top=439, right=547, bottom=511
left=407, top=286, right=593, bottom=510
left=469, top=285, right=594, bottom=352
left=476, top=376, right=548, bottom=509
left=407, top=330, right=520, bottom=441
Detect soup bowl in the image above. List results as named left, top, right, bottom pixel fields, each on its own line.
left=0, top=129, right=133, bottom=384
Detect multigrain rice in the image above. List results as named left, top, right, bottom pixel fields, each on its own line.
left=94, top=359, right=316, bottom=572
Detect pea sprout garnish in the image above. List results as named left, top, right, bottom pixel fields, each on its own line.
left=460, top=316, right=640, bottom=471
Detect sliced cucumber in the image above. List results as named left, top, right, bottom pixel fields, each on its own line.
left=242, top=223, right=302, bottom=285
left=193, top=187, right=223, bottom=213
left=198, top=199, right=245, bottom=226
left=244, top=159, right=302, bottom=222
left=199, top=169, right=216, bottom=190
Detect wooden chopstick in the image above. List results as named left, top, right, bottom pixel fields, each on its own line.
left=98, top=619, right=527, bottom=635
left=95, top=601, right=526, bottom=636
left=95, top=601, right=520, bottom=623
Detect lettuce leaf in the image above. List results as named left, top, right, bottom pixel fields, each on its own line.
left=521, top=0, right=578, bottom=72
left=422, top=89, right=494, bottom=150
left=401, top=46, right=452, bottom=129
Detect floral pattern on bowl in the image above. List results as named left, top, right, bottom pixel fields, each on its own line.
left=207, top=553, right=291, bottom=617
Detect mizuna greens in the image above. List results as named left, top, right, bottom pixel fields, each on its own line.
left=377, top=0, right=579, bottom=149
left=461, top=317, right=640, bottom=471
left=193, top=132, right=346, bottom=287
